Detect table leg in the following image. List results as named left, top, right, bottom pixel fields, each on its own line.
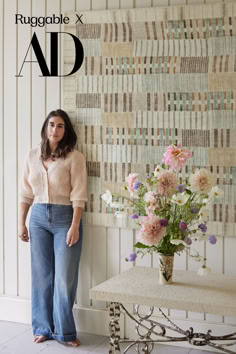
left=109, top=302, right=121, bottom=354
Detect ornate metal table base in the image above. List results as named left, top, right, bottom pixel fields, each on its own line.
left=109, top=302, right=236, bottom=354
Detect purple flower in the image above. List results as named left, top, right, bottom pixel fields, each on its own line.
left=184, top=236, right=192, bottom=245
left=133, top=181, right=141, bottom=190
left=130, top=213, right=139, bottom=219
left=160, top=219, right=168, bottom=227
left=179, top=221, right=188, bottom=230
left=128, top=252, right=137, bottom=262
left=209, top=235, right=217, bottom=244
left=198, top=223, right=207, bottom=233
left=191, top=206, right=199, bottom=214
left=177, top=184, right=185, bottom=193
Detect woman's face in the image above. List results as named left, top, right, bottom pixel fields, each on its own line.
left=47, top=116, right=65, bottom=145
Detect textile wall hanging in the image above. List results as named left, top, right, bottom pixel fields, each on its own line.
left=64, top=3, right=236, bottom=236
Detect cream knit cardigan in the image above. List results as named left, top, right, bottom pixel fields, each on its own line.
left=20, top=147, right=88, bottom=208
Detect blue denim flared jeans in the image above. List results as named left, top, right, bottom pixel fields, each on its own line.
left=29, top=203, right=82, bottom=342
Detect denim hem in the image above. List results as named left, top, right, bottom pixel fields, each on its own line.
left=53, top=333, right=77, bottom=342
left=33, top=331, right=53, bottom=339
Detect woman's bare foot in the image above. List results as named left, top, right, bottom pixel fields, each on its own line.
left=69, top=339, right=80, bottom=347
left=34, top=335, right=48, bottom=343
left=59, top=338, right=81, bottom=347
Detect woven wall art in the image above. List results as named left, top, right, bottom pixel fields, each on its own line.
left=64, top=3, right=236, bottom=236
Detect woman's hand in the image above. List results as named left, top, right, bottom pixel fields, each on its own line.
left=18, top=225, right=29, bottom=242
left=66, top=224, right=80, bottom=247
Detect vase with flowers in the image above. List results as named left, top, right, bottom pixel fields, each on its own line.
left=102, top=144, right=223, bottom=284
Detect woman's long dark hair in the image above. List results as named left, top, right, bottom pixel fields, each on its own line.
left=40, top=109, right=77, bottom=160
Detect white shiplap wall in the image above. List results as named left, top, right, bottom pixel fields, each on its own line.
left=0, top=0, right=236, bottom=346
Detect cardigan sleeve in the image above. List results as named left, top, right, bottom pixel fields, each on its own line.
left=70, top=151, right=88, bottom=208
left=19, top=155, right=34, bottom=206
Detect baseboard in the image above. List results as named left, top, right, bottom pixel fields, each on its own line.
left=0, top=296, right=124, bottom=337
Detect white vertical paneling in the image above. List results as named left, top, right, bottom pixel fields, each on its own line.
left=77, top=224, right=92, bottom=306
left=224, top=237, right=236, bottom=276
left=204, top=238, right=224, bottom=323
left=61, top=0, right=76, bottom=108
left=17, top=0, right=32, bottom=299
left=92, top=0, right=107, bottom=10
left=224, top=238, right=236, bottom=325
left=170, top=0, right=187, bottom=5
left=76, top=0, right=91, bottom=11
left=46, top=0, right=61, bottom=112
left=152, top=0, right=168, bottom=5
left=187, top=0, right=204, bottom=4
left=0, top=0, right=4, bottom=294
left=107, top=0, right=120, bottom=9
left=169, top=252, right=187, bottom=319
left=4, top=0, right=18, bottom=296
left=187, top=242, right=205, bottom=321
left=91, top=225, right=107, bottom=307
left=136, top=0, right=152, bottom=7
left=120, top=228, right=134, bottom=272
left=173, top=251, right=187, bottom=271
left=206, top=237, right=223, bottom=273
left=31, top=0, right=46, bottom=146
left=0, top=0, right=3, bottom=295
left=107, top=227, right=120, bottom=278
left=152, top=252, right=159, bottom=268
left=62, top=0, right=75, bottom=12
left=120, top=0, right=134, bottom=8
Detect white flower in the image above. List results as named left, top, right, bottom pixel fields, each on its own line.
left=199, top=207, right=209, bottom=222
left=209, top=186, right=224, bottom=200
left=144, top=191, right=156, bottom=204
left=101, top=190, right=112, bottom=205
left=202, top=197, right=212, bottom=205
left=170, top=239, right=185, bottom=246
left=172, top=193, right=188, bottom=205
left=197, top=266, right=211, bottom=276
left=154, top=165, right=164, bottom=177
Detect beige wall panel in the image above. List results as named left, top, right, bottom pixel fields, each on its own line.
left=170, top=0, right=187, bottom=5
left=107, top=227, right=120, bottom=279
left=107, top=0, right=120, bottom=9
left=153, top=0, right=168, bottom=5
left=91, top=225, right=107, bottom=308
left=31, top=0, right=46, bottom=146
left=46, top=0, right=61, bottom=112
left=136, top=0, right=152, bottom=7
left=120, top=0, right=134, bottom=8
left=76, top=0, right=91, bottom=11
left=92, top=0, right=107, bottom=10
left=4, top=0, right=18, bottom=296
left=0, top=0, right=4, bottom=295
left=17, top=0, right=32, bottom=299
left=77, top=224, right=92, bottom=307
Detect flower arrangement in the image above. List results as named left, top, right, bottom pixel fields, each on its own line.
left=102, top=144, right=223, bottom=269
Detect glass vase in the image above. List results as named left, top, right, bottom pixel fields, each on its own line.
left=158, top=254, right=174, bottom=285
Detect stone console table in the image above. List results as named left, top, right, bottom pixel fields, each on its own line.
left=89, top=266, right=236, bottom=354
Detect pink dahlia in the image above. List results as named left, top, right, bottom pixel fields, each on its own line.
left=190, top=168, right=215, bottom=194
left=157, top=171, right=178, bottom=197
left=162, top=144, right=192, bottom=171
left=138, top=215, right=166, bottom=246
left=125, top=173, right=138, bottom=196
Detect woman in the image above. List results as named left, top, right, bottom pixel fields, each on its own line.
left=18, top=109, right=87, bottom=347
